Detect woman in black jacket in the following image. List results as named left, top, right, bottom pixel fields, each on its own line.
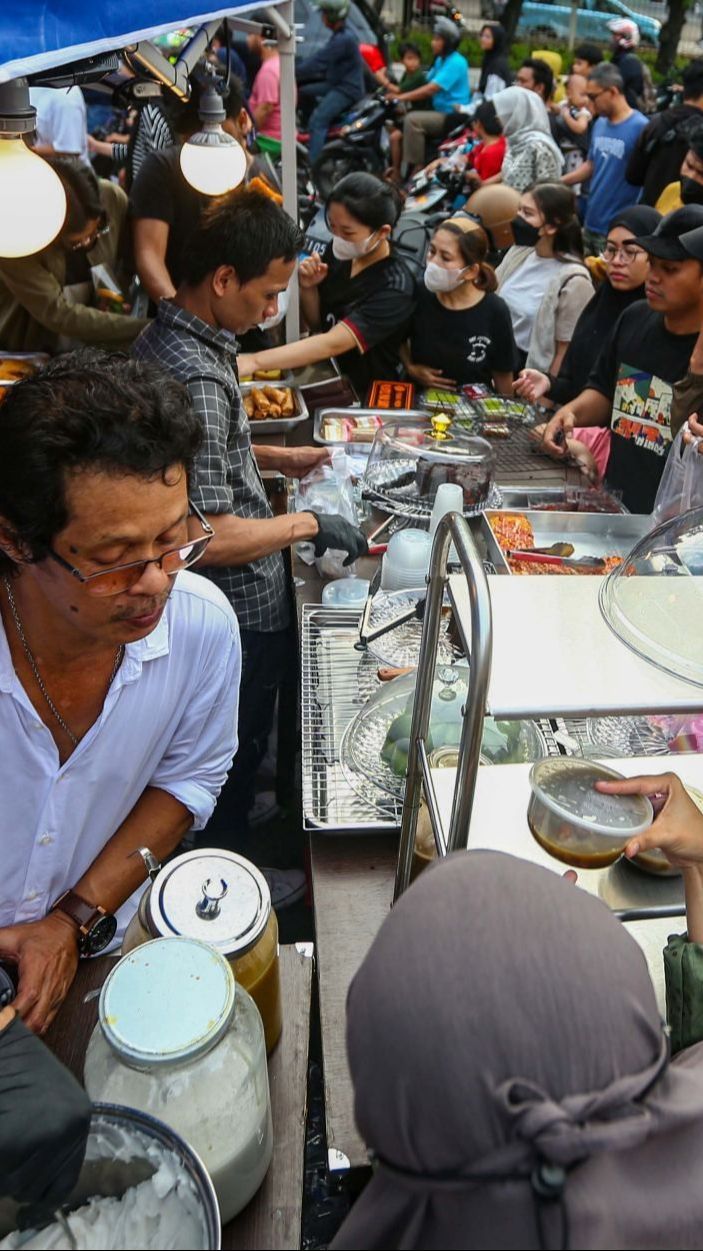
left=477, top=24, right=512, bottom=101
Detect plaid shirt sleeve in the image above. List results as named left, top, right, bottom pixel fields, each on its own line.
left=186, top=375, right=236, bottom=515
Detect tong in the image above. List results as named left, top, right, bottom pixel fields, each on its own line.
left=506, top=549, right=605, bottom=571
left=356, top=574, right=427, bottom=652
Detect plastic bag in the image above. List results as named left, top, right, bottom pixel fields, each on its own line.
left=294, top=447, right=358, bottom=579
left=653, top=426, right=703, bottom=525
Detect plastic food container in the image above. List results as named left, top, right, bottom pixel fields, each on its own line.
left=381, top=529, right=432, bottom=591
left=321, top=576, right=370, bottom=607
left=122, top=850, right=281, bottom=1054
left=527, top=758, right=653, bottom=869
left=84, top=940, right=273, bottom=1226
left=363, top=416, right=495, bottom=518
left=631, top=783, right=703, bottom=877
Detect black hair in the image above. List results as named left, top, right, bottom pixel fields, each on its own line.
left=683, top=59, right=703, bottom=101
left=479, top=23, right=507, bottom=55
left=46, top=157, right=102, bottom=236
left=436, top=221, right=498, bottom=292
left=687, top=120, right=703, bottom=163
left=326, top=172, right=401, bottom=230
left=473, top=100, right=502, bottom=137
left=0, top=351, right=201, bottom=577
left=399, top=42, right=422, bottom=59
left=180, top=186, right=302, bottom=287
left=530, top=183, right=584, bottom=260
left=521, top=57, right=554, bottom=100
left=573, top=43, right=603, bottom=68
left=164, top=70, right=246, bottom=137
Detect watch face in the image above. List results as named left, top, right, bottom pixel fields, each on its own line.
left=83, top=913, right=117, bottom=956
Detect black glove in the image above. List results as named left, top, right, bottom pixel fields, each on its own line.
left=309, top=512, right=369, bottom=567
left=0, top=1013, right=91, bottom=1221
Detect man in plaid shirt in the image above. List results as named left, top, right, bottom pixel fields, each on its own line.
left=134, top=189, right=366, bottom=872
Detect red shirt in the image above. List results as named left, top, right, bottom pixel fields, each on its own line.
left=470, top=136, right=506, bottom=182
left=360, top=43, right=385, bottom=73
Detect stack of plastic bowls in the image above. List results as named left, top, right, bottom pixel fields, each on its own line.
left=381, top=529, right=432, bottom=592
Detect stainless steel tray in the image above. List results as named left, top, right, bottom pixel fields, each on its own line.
left=495, top=486, right=629, bottom=514
left=314, top=407, right=426, bottom=446
left=481, top=510, right=652, bottom=575
left=241, top=382, right=308, bottom=434
left=301, top=605, right=402, bottom=833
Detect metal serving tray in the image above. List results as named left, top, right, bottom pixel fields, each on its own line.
left=480, top=510, right=652, bottom=575
left=496, top=486, right=628, bottom=513
left=313, top=407, right=426, bottom=446
left=240, top=382, right=308, bottom=434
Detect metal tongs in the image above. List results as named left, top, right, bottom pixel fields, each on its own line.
left=506, top=549, right=605, bottom=571
left=355, top=568, right=427, bottom=652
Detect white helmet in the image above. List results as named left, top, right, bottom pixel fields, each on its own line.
left=607, top=18, right=640, bottom=49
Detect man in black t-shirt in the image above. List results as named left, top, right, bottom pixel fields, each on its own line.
left=542, top=207, right=703, bottom=514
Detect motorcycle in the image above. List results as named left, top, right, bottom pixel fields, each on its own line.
left=309, top=88, right=399, bottom=199
left=403, top=126, right=475, bottom=214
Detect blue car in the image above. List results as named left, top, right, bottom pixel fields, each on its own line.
left=516, top=0, right=661, bottom=46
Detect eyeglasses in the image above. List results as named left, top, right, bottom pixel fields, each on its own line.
left=586, top=88, right=607, bottom=102
left=601, top=242, right=647, bottom=263
left=68, top=216, right=110, bottom=252
left=47, top=502, right=214, bottom=597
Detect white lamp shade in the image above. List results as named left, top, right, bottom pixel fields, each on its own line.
left=179, top=136, right=248, bottom=197
left=0, top=138, right=67, bottom=258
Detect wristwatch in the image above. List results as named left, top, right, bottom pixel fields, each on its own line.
left=51, top=890, right=117, bottom=956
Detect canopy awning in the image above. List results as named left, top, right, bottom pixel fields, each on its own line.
left=0, top=2, right=281, bottom=82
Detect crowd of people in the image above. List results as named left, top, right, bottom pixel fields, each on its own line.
left=6, top=9, right=703, bottom=1244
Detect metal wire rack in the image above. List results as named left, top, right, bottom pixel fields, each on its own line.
left=301, top=603, right=562, bottom=834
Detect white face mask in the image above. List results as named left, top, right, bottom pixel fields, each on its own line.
left=258, top=286, right=289, bottom=331
left=424, top=261, right=468, bottom=294
left=332, top=230, right=379, bottom=261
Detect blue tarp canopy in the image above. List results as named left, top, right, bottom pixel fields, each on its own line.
left=0, top=3, right=278, bottom=81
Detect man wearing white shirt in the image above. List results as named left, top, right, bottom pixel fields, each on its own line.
left=0, top=351, right=240, bottom=1034
left=30, top=86, right=89, bottom=164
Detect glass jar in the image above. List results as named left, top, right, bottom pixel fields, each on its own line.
left=122, top=850, right=282, bottom=1054
left=84, top=938, right=273, bottom=1225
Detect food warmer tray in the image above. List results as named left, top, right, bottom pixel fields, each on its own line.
left=448, top=574, right=703, bottom=719
left=429, top=755, right=689, bottom=922
left=495, top=486, right=628, bottom=514
left=313, top=408, right=426, bottom=446
left=240, top=382, right=309, bottom=434
left=480, top=510, right=652, bottom=575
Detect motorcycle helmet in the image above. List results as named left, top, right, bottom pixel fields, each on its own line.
left=315, top=0, right=351, bottom=19
left=433, top=17, right=462, bottom=51
left=607, top=18, right=640, bottom=49
left=466, top=184, right=520, bottom=250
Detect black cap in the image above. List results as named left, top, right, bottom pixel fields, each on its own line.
left=635, top=205, right=703, bottom=259
left=681, top=222, right=703, bottom=262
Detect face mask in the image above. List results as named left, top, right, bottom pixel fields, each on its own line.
left=424, top=261, right=468, bottom=293
left=511, top=215, right=541, bottom=247
left=332, top=230, right=379, bottom=261
left=258, top=286, right=289, bottom=331
left=681, top=176, right=703, bottom=206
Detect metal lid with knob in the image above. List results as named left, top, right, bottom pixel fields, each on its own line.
left=146, top=849, right=272, bottom=959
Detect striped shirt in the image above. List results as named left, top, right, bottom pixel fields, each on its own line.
left=134, top=301, right=289, bottom=633
left=113, top=101, right=174, bottom=187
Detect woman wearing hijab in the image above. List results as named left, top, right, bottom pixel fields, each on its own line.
left=332, top=848, right=703, bottom=1251
left=476, top=24, right=512, bottom=101
left=491, top=86, right=563, bottom=192
left=515, top=204, right=661, bottom=481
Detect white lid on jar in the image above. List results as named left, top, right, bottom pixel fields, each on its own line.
left=99, top=937, right=236, bottom=1067
left=147, top=849, right=271, bottom=958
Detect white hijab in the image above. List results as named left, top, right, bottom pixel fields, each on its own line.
left=492, top=85, right=564, bottom=167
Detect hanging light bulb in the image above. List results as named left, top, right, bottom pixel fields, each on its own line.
left=179, top=82, right=247, bottom=197
left=0, top=79, right=66, bottom=258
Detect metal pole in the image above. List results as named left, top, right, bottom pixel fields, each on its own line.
left=567, top=0, right=579, bottom=51
left=277, top=0, right=300, bottom=343
left=393, top=513, right=493, bottom=901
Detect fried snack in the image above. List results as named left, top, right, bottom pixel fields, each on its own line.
left=244, top=386, right=297, bottom=421
left=490, top=513, right=534, bottom=552
left=0, top=359, right=36, bottom=382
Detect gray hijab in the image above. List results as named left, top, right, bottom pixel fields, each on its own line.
left=332, top=851, right=703, bottom=1251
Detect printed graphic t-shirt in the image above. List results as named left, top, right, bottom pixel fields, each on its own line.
left=585, top=111, right=648, bottom=236
left=587, top=301, right=698, bottom=513
left=409, top=288, right=517, bottom=386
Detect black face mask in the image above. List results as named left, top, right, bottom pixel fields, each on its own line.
left=681, top=175, right=703, bottom=206
left=511, top=215, right=541, bottom=247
